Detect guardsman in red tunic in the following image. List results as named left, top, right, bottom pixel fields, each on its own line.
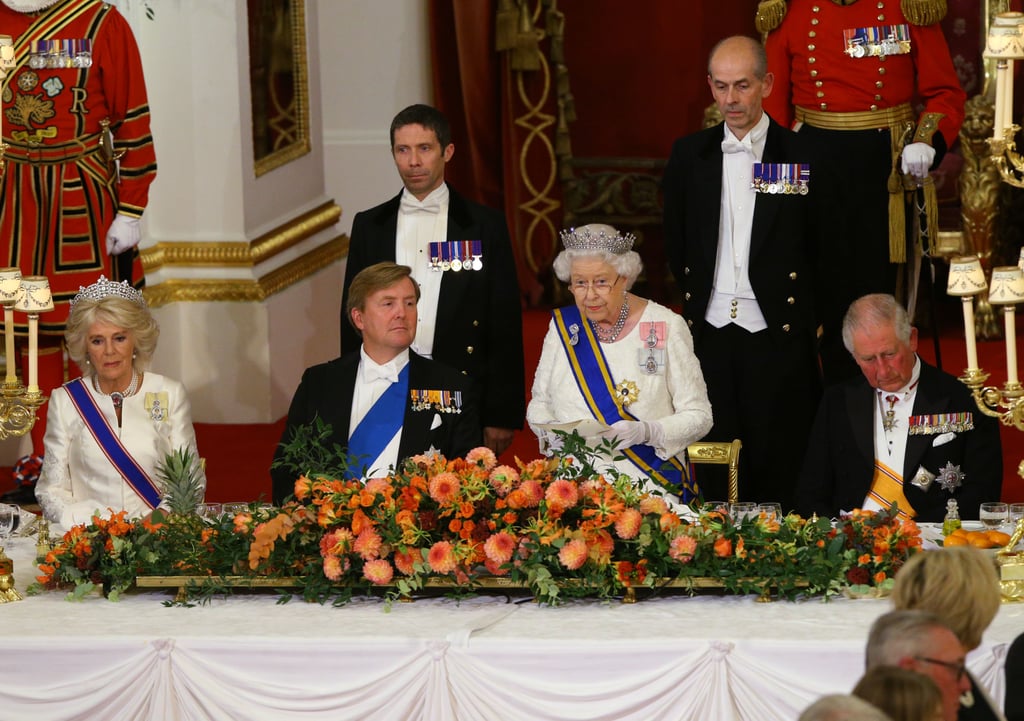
left=0, top=0, right=156, bottom=500
left=759, top=0, right=964, bottom=384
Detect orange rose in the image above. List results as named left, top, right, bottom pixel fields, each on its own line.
left=714, top=536, right=733, bottom=558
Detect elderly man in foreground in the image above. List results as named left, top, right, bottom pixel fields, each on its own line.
left=796, top=293, right=1001, bottom=522
left=865, top=610, right=972, bottom=721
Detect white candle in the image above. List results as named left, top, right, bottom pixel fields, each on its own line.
left=1005, top=307, right=1019, bottom=385
left=3, top=305, right=14, bottom=386
left=26, top=313, right=38, bottom=393
left=962, top=297, right=979, bottom=371
left=996, top=61, right=1007, bottom=139
left=1007, top=60, right=1017, bottom=136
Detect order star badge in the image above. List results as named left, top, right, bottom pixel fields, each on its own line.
left=936, top=462, right=965, bottom=493
left=614, top=379, right=639, bottom=408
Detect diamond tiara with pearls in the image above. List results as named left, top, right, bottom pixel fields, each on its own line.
left=559, top=226, right=636, bottom=255
left=70, top=275, right=147, bottom=308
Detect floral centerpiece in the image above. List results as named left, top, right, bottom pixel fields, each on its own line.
left=28, top=429, right=923, bottom=606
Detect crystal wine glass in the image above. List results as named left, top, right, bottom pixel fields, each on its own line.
left=731, top=501, right=758, bottom=525
left=979, top=502, right=1009, bottom=530
left=0, top=504, right=14, bottom=543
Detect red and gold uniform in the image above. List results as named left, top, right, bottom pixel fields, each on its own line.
left=764, top=0, right=964, bottom=146
left=762, top=0, right=965, bottom=384
left=0, top=0, right=156, bottom=335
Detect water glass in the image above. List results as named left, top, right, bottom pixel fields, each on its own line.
left=731, top=501, right=758, bottom=524
left=0, top=504, right=14, bottom=541
left=701, top=500, right=730, bottom=516
left=224, top=502, right=248, bottom=516
left=1010, top=503, right=1024, bottom=526
left=757, top=502, right=783, bottom=522
left=197, top=502, right=223, bottom=522
left=979, top=502, right=1009, bottom=530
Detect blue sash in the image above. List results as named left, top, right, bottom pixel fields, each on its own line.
left=552, top=306, right=698, bottom=502
left=348, top=364, right=410, bottom=470
left=64, top=378, right=162, bottom=509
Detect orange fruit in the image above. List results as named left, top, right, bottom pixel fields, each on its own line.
left=943, top=534, right=968, bottom=547
left=950, top=528, right=968, bottom=538
left=968, top=534, right=995, bottom=549
left=986, top=531, right=1012, bottom=546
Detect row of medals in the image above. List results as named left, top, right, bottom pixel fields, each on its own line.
left=845, top=39, right=911, bottom=58
left=751, top=178, right=809, bottom=195
left=410, top=391, right=463, bottom=413
left=429, top=256, right=483, bottom=272
left=28, top=51, right=93, bottom=69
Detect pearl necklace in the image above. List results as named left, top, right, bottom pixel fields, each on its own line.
left=93, top=368, right=139, bottom=411
left=592, top=296, right=630, bottom=343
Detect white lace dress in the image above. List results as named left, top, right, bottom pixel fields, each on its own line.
left=527, top=300, right=713, bottom=499
left=36, top=372, right=205, bottom=530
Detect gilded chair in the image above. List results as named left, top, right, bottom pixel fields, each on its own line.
left=686, top=439, right=742, bottom=505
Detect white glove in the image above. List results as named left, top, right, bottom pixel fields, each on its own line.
left=594, top=420, right=654, bottom=451
left=900, top=142, right=936, bottom=181
left=105, top=214, right=141, bottom=256
left=537, top=429, right=564, bottom=456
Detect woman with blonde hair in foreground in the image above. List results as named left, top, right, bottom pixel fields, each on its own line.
left=891, top=547, right=1004, bottom=721
left=853, top=665, right=944, bottom=721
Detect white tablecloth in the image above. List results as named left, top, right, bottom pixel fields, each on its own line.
left=1, top=536, right=1020, bottom=721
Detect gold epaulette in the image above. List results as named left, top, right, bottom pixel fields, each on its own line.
left=901, top=0, right=947, bottom=26
left=755, top=0, right=787, bottom=35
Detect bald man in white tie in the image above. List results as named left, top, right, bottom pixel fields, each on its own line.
left=275, top=262, right=481, bottom=504
left=662, top=35, right=822, bottom=510
left=340, top=104, right=525, bottom=457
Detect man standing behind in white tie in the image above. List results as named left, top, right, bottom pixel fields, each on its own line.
left=340, top=104, right=525, bottom=457
left=272, top=263, right=481, bottom=504
left=663, top=35, right=822, bottom=511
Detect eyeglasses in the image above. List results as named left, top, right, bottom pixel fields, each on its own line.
left=569, top=277, right=620, bottom=295
left=915, top=656, right=968, bottom=682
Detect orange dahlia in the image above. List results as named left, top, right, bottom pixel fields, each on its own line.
left=363, top=559, right=395, bottom=585
left=427, top=541, right=458, bottom=574
left=558, top=538, right=588, bottom=570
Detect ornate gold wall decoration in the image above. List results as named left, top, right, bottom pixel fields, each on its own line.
left=142, top=234, right=347, bottom=308
left=497, top=1, right=563, bottom=289
left=249, top=0, right=311, bottom=177
left=140, top=200, right=344, bottom=308
left=140, top=201, right=341, bottom=269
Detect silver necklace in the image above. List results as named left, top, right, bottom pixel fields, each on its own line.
left=592, top=296, right=630, bottom=343
left=93, top=368, right=139, bottom=411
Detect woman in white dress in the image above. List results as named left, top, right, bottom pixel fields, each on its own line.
left=36, top=276, right=205, bottom=529
left=527, top=224, right=712, bottom=506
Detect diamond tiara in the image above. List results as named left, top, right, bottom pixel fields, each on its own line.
left=559, top=226, right=636, bottom=255
left=70, top=275, right=147, bottom=308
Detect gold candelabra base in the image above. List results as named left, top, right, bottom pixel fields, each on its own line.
left=959, top=368, right=1024, bottom=435
left=0, top=379, right=46, bottom=441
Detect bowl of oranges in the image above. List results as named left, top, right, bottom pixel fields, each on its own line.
left=942, top=526, right=1013, bottom=549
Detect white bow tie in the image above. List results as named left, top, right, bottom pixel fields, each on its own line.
left=364, top=364, right=399, bottom=384
left=400, top=193, right=442, bottom=215
left=721, top=138, right=754, bottom=155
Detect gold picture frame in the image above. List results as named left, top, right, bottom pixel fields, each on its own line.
left=248, top=0, right=310, bottom=177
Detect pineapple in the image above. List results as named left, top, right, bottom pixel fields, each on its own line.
left=156, top=447, right=205, bottom=516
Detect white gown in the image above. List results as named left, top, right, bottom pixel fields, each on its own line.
left=527, top=300, right=713, bottom=499
left=36, top=372, right=205, bottom=530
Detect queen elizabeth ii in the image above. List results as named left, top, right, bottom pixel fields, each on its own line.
left=527, top=223, right=713, bottom=507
